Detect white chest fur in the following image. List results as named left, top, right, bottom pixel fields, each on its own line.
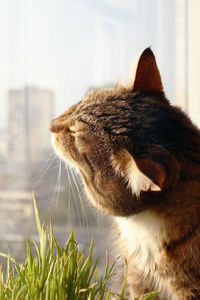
left=116, top=211, right=164, bottom=274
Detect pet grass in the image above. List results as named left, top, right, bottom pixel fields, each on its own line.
left=0, top=194, right=158, bottom=299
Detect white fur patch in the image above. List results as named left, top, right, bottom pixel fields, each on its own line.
left=116, top=211, right=163, bottom=273
left=116, top=213, right=177, bottom=299
left=112, top=149, right=160, bottom=197
left=125, top=156, right=161, bottom=197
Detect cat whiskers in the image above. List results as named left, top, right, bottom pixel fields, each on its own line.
left=65, top=164, right=71, bottom=217
left=72, top=168, right=101, bottom=227
left=71, top=168, right=89, bottom=232
left=65, top=163, right=82, bottom=227
left=52, top=155, right=62, bottom=206
left=39, top=150, right=56, bottom=173
left=34, top=151, right=57, bottom=188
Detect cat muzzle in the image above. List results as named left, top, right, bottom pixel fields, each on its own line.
left=49, top=116, right=67, bottom=133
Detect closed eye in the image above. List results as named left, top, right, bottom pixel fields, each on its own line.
left=66, top=128, right=75, bottom=133
left=68, top=127, right=85, bottom=137
left=69, top=122, right=86, bottom=134
left=69, top=125, right=76, bottom=132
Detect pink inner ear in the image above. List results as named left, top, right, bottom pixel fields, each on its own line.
left=133, top=48, right=163, bottom=95
left=135, top=158, right=166, bottom=189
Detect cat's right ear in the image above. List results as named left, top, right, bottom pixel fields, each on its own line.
left=133, top=48, right=164, bottom=96
left=112, top=149, right=166, bottom=197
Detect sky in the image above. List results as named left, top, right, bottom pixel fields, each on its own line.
left=0, top=0, right=136, bottom=129
left=0, top=0, right=176, bottom=130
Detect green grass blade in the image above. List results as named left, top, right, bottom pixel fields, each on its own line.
left=32, top=192, right=42, bottom=237
left=0, top=194, right=160, bottom=299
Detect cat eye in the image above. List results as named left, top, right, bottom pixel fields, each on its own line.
left=68, top=125, right=76, bottom=133
left=67, top=127, right=84, bottom=136
left=68, top=128, right=84, bottom=135
left=68, top=122, right=86, bottom=134
left=67, top=127, right=75, bottom=133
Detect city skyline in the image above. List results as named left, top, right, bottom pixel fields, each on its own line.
left=7, top=85, right=54, bottom=165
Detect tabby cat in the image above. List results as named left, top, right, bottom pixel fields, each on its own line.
left=50, top=48, right=200, bottom=299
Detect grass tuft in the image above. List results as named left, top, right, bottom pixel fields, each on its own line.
left=0, top=194, right=158, bottom=299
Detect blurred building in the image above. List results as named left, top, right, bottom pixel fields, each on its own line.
left=7, top=86, right=54, bottom=165
left=0, top=191, right=32, bottom=239
left=0, top=129, right=8, bottom=171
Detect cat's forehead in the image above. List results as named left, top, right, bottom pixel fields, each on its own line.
left=82, top=85, right=129, bottom=105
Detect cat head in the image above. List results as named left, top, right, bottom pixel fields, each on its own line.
left=50, top=48, right=198, bottom=216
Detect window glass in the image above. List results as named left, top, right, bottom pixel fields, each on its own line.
left=0, top=0, right=198, bottom=271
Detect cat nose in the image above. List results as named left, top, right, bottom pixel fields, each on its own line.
left=49, top=118, right=61, bottom=133
left=49, top=116, right=68, bottom=133
left=49, top=123, right=55, bottom=133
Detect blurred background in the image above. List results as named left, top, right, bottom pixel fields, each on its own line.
left=0, top=0, right=199, bottom=270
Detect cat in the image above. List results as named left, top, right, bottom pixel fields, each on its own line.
left=50, top=48, right=200, bottom=299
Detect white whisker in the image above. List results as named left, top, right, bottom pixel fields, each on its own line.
left=65, top=163, right=82, bottom=227
left=65, top=164, right=71, bottom=217
left=71, top=168, right=89, bottom=231
left=38, top=151, right=56, bottom=175
left=34, top=153, right=57, bottom=188
left=72, top=166, right=99, bottom=226
left=53, top=155, right=62, bottom=205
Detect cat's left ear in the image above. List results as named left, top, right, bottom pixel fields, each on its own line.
left=133, top=48, right=164, bottom=95
left=112, top=149, right=166, bottom=197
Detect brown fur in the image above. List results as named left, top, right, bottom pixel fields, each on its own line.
left=50, top=48, right=200, bottom=299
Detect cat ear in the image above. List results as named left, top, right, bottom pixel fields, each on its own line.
left=112, top=149, right=166, bottom=197
left=133, top=48, right=164, bottom=95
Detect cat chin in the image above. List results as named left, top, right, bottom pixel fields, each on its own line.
left=51, top=134, right=61, bottom=157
